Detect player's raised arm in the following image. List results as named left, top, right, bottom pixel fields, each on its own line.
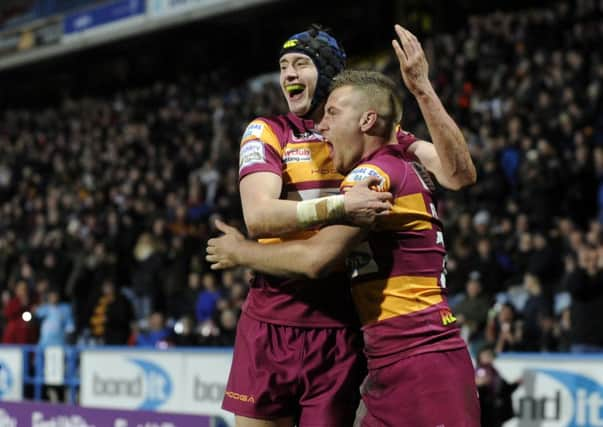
left=206, top=220, right=366, bottom=279
left=393, top=24, right=477, bottom=190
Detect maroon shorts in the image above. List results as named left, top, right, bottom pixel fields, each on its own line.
left=222, top=312, right=365, bottom=426
left=355, top=347, right=480, bottom=427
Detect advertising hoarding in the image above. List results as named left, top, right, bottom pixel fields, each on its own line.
left=0, top=348, right=22, bottom=401
left=497, top=355, right=603, bottom=427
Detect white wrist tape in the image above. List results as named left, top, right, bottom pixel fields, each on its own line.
left=296, top=195, right=346, bottom=228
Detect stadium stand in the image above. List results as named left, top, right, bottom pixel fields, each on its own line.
left=0, top=0, right=602, bottom=356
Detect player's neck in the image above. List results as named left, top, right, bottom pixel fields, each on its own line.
left=361, top=135, right=392, bottom=160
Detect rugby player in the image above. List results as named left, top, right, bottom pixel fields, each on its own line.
left=223, top=24, right=476, bottom=426
left=209, top=69, right=480, bottom=426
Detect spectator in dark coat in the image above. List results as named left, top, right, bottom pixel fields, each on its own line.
left=455, top=272, right=491, bottom=347
left=564, top=245, right=603, bottom=353
left=475, top=345, right=521, bottom=427
left=90, top=279, right=135, bottom=345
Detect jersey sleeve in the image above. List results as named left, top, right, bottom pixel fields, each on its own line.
left=239, top=119, right=284, bottom=180
left=396, top=126, right=418, bottom=161
left=340, top=163, right=392, bottom=193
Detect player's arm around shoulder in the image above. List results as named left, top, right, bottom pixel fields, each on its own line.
left=206, top=220, right=366, bottom=279
left=239, top=119, right=393, bottom=238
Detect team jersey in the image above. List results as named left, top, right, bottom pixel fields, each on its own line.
left=340, top=143, right=466, bottom=369
left=239, top=113, right=418, bottom=327
left=239, top=112, right=351, bottom=327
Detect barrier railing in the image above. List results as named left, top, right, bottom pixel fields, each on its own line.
left=18, top=345, right=80, bottom=403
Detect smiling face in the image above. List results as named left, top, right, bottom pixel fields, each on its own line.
left=317, top=85, right=365, bottom=174
left=279, top=52, right=318, bottom=117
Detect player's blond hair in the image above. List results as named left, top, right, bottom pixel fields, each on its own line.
left=330, top=70, right=402, bottom=137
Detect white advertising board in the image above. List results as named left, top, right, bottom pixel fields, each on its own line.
left=80, top=350, right=184, bottom=412
left=182, top=350, right=234, bottom=426
left=80, top=348, right=234, bottom=426
left=496, top=355, right=603, bottom=427
left=0, top=348, right=22, bottom=401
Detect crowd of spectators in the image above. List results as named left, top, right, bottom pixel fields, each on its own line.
left=0, top=0, right=602, bottom=355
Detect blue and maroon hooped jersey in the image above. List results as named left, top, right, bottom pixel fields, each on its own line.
left=340, top=144, right=466, bottom=368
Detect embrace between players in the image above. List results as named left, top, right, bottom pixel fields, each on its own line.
left=206, top=24, right=480, bottom=427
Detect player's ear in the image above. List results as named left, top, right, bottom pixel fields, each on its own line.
left=360, top=110, right=378, bottom=133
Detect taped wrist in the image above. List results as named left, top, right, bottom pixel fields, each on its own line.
left=296, top=195, right=346, bottom=228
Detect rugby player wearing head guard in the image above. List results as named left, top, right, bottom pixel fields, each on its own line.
left=221, top=24, right=476, bottom=427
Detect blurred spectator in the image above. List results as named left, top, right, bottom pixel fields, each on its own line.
left=455, top=272, right=491, bottom=350
left=520, top=273, right=549, bottom=351
left=486, top=302, right=523, bottom=353
left=215, top=308, right=237, bottom=346
left=475, top=344, right=521, bottom=427
left=34, top=288, right=74, bottom=346
left=136, top=311, right=171, bottom=348
left=163, top=235, right=189, bottom=319
left=2, top=281, right=37, bottom=344
left=89, top=279, right=135, bottom=345
left=564, top=245, right=603, bottom=352
left=526, top=231, right=561, bottom=302
left=176, top=272, right=202, bottom=319
left=474, top=237, right=505, bottom=296
left=131, top=233, right=164, bottom=321
left=170, top=315, right=201, bottom=347
left=195, top=272, right=220, bottom=323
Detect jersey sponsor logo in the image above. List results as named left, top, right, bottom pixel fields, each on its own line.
left=283, top=147, right=312, bottom=163
left=239, top=140, right=265, bottom=171
left=440, top=308, right=457, bottom=326
left=312, top=167, right=338, bottom=175
left=343, top=165, right=389, bottom=190
left=224, top=390, right=255, bottom=403
left=243, top=122, right=265, bottom=140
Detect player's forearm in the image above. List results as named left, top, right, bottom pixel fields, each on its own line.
left=244, top=196, right=346, bottom=239
left=415, top=86, right=477, bottom=189
left=243, top=198, right=301, bottom=238
left=234, top=240, right=329, bottom=279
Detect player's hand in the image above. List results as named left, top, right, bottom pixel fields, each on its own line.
left=206, top=220, right=245, bottom=270
left=392, top=24, right=431, bottom=97
left=343, top=177, right=393, bottom=228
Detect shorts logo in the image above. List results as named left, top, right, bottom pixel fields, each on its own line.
left=239, top=140, right=265, bottom=171
left=243, top=122, right=265, bottom=140
left=225, top=390, right=256, bottom=403
left=283, top=148, right=311, bottom=163
left=440, top=309, right=457, bottom=326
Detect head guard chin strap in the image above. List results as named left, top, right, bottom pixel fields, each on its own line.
left=280, top=24, right=346, bottom=118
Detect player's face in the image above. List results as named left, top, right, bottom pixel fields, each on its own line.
left=317, top=86, right=364, bottom=174
left=279, top=53, right=318, bottom=117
